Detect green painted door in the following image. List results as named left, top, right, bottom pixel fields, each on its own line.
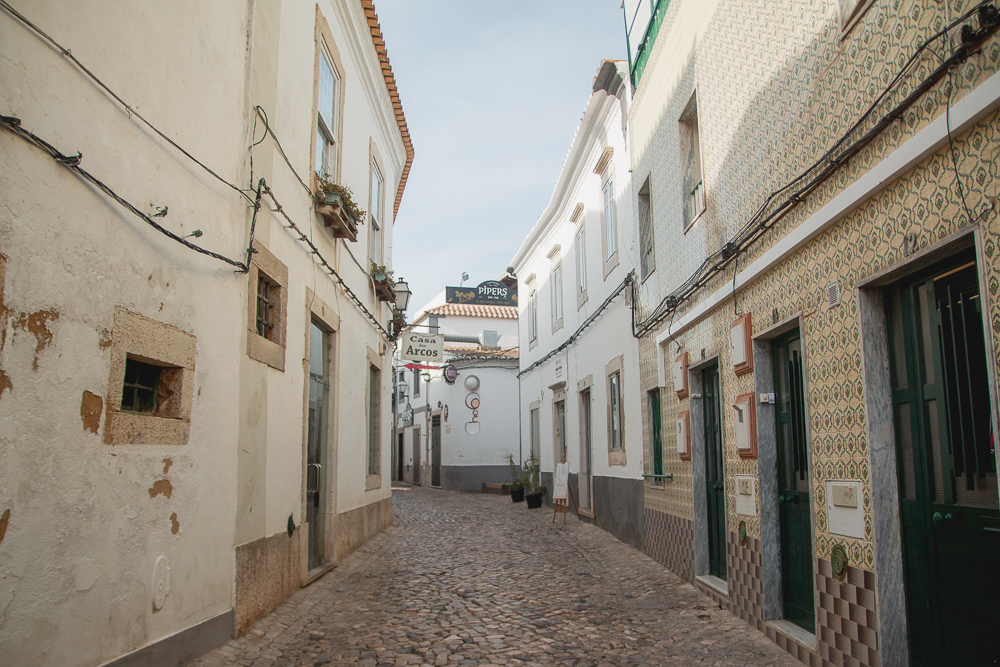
left=704, top=365, right=727, bottom=580
left=886, top=251, right=999, bottom=667
left=650, top=389, right=663, bottom=477
left=773, top=329, right=815, bottom=632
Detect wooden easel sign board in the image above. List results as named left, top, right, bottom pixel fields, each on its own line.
left=553, top=462, right=569, bottom=500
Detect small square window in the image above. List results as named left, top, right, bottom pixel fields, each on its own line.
left=121, top=358, right=161, bottom=414
left=256, top=275, right=279, bottom=341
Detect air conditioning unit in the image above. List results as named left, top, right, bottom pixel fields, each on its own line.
left=480, top=330, right=500, bottom=347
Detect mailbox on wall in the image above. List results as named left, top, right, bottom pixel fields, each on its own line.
left=733, top=392, right=757, bottom=459
left=676, top=410, right=691, bottom=461
left=673, top=352, right=689, bottom=398
left=731, top=313, right=753, bottom=376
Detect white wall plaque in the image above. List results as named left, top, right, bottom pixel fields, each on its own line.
left=735, top=474, right=756, bottom=516
left=826, top=479, right=864, bottom=539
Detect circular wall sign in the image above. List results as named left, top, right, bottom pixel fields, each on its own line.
left=443, top=365, right=458, bottom=384
left=738, top=520, right=747, bottom=547
left=831, top=544, right=849, bottom=581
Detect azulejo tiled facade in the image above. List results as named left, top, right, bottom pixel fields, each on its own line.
left=628, top=1, right=1000, bottom=666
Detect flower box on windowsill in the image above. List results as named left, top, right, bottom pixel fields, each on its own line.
left=316, top=191, right=358, bottom=242
left=373, top=275, right=395, bottom=303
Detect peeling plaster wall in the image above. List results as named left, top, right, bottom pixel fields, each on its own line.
left=0, top=1, right=247, bottom=665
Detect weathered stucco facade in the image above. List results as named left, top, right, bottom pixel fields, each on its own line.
left=629, top=1, right=1000, bottom=666
left=0, top=1, right=410, bottom=665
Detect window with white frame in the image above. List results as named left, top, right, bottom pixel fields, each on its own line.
left=608, top=370, right=622, bottom=452
left=638, top=178, right=655, bottom=279
left=551, top=261, right=563, bottom=331
left=530, top=406, right=540, bottom=460
left=315, top=45, right=339, bottom=176
left=528, top=290, right=538, bottom=344
left=368, top=362, right=381, bottom=476
left=369, top=161, right=384, bottom=264
left=576, top=227, right=587, bottom=306
left=679, top=92, right=705, bottom=229
left=602, top=177, right=617, bottom=262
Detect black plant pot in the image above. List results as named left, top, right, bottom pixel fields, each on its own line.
left=525, top=492, right=543, bottom=509
left=510, top=487, right=525, bottom=503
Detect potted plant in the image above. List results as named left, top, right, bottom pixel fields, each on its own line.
left=506, top=453, right=525, bottom=503
left=370, top=262, right=396, bottom=302
left=522, top=452, right=545, bottom=509
left=315, top=174, right=365, bottom=242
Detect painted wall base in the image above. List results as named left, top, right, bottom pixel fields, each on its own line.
left=334, top=497, right=392, bottom=562
left=592, top=476, right=644, bottom=551
left=440, top=464, right=510, bottom=492
left=234, top=527, right=301, bottom=636
left=99, top=610, right=233, bottom=667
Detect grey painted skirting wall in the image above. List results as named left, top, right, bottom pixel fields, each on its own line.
left=441, top=465, right=510, bottom=493
left=592, top=476, right=644, bottom=551
left=99, top=610, right=233, bottom=667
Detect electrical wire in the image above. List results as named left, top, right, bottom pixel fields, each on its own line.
left=0, top=0, right=256, bottom=207
left=1, top=114, right=253, bottom=271
left=631, top=1, right=999, bottom=338
left=263, top=186, right=392, bottom=341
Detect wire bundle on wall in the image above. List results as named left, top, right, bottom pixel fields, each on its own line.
left=631, top=0, right=1000, bottom=339
left=0, top=0, right=395, bottom=342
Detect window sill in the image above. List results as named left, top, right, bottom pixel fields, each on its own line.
left=602, top=252, right=619, bottom=280
left=608, top=449, right=626, bottom=467
left=105, top=410, right=190, bottom=446
left=247, top=331, right=286, bottom=372
left=683, top=207, right=706, bottom=234
left=365, top=473, right=382, bottom=491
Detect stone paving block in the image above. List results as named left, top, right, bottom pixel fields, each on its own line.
left=191, top=487, right=800, bottom=666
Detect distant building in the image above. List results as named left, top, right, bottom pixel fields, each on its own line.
left=0, top=1, right=412, bottom=665
left=510, top=60, right=645, bottom=550
left=395, top=295, right=519, bottom=492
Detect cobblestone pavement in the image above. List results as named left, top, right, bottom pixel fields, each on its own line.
left=192, top=486, right=800, bottom=667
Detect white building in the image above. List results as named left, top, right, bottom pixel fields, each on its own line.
left=0, top=1, right=411, bottom=664
left=395, top=293, right=519, bottom=492
left=509, top=61, right=645, bottom=549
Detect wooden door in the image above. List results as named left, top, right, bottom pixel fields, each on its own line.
left=887, top=251, right=999, bottom=667
left=773, top=329, right=815, bottom=632
left=650, top=389, right=663, bottom=477
left=703, top=365, right=727, bottom=580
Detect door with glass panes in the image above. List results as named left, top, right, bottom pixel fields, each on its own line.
left=306, top=320, right=331, bottom=571
left=703, top=364, right=727, bottom=580
left=886, top=250, right=999, bottom=667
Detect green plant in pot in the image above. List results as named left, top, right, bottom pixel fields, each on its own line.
left=506, top=453, right=525, bottom=503
left=316, top=174, right=366, bottom=225
left=522, top=452, right=545, bottom=509
left=370, top=261, right=394, bottom=284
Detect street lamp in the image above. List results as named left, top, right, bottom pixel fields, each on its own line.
left=394, top=277, right=411, bottom=312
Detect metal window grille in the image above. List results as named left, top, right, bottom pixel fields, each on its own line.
left=256, top=275, right=278, bottom=341
left=121, top=358, right=160, bottom=414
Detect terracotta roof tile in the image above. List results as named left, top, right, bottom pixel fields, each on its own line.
left=445, top=346, right=519, bottom=361
left=428, top=304, right=519, bottom=319
left=360, top=0, right=413, bottom=222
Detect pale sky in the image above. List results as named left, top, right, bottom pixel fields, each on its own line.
left=376, top=1, right=627, bottom=313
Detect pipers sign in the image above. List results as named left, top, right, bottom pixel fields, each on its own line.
left=400, top=332, right=444, bottom=362
left=445, top=280, right=517, bottom=307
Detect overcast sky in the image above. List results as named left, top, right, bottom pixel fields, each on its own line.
left=377, top=1, right=626, bottom=313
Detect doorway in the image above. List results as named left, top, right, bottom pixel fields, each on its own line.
left=396, top=433, right=404, bottom=482
left=703, top=364, right=727, bottom=580
left=772, top=329, right=815, bottom=632
left=306, top=320, right=330, bottom=572
left=412, top=426, right=420, bottom=485
left=649, top=389, right=663, bottom=479
left=431, top=415, right=441, bottom=487
left=579, top=389, right=593, bottom=511
left=886, top=250, right=999, bottom=666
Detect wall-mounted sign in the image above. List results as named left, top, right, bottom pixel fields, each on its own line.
left=400, top=332, right=444, bottom=363
left=446, top=280, right=518, bottom=307
left=443, top=365, right=458, bottom=384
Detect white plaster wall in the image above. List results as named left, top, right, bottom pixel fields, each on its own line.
left=512, top=67, right=643, bottom=483
left=0, top=1, right=248, bottom=664
left=237, top=0, right=405, bottom=555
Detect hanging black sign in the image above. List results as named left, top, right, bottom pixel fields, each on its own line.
left=445, top=280, right=517, bottom=307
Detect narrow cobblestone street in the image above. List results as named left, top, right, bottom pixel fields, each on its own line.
left=192, top=486, right=799, bottom=667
